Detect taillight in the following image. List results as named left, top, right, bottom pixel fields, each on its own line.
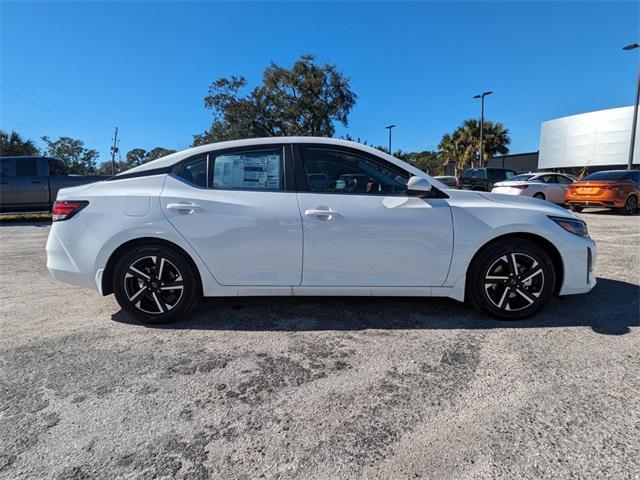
left=52, top=201, right=89, bottom=221
left=512, top=184, right=528, bottom=190
left=455, top=178, right=461, bottom=189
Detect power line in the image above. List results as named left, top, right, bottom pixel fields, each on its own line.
left=1, top=75, right=114, bottom=130
left=0, top=114, right=48, bottom=136
left=1, top=86, right=113, bottom=134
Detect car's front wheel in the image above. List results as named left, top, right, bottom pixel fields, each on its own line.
left=468, top=239, right=556, bottom=320
left=113, top=244, right=199, bottom=324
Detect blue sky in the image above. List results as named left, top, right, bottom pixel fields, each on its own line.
left=1, top=1, right=638, bottom=163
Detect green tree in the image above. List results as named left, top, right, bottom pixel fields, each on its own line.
left=0, top=130, right=39, bottom=156
left=194, top=54, right=357, bottom=145
left=397, top=150, right=443, bottom=176
left=125, top=148, right=148, bottom=168
left=145, top=147, right=176, bottom=162
left=41, top=136, right=99, bottom=174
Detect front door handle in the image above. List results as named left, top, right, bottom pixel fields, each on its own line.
left=166, top=202, right=203, bottom=213
left=305, top=208, right=341, bottom=219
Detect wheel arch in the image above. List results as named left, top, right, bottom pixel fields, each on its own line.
left=465, top=232, right=564, bottom=297
left=101, top=237, right=203, bottom=296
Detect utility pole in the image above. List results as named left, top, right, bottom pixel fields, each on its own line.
left=386, top=124, right=396, bottom=155
left=623, top=43, right=639, bottom=170
left=110, top=126, right=119, bottom=175
left=473, top=91, right=493, bottom=167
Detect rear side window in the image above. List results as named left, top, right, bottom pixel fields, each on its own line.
left=15, top=159, right=38, bottom=176
left=463, top=169, right=486, bottom=179
left=178, top=156, right=207, bottom=187
left=584, top=171, right=628, bottom=181
left=211, top=149, right=284, bottom=191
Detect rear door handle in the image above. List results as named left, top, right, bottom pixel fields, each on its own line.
left=305, top=208, right=341, bottom=219
left=31, top=180, right=43, bottom=184
left=166, top=202, right=203, bottom=213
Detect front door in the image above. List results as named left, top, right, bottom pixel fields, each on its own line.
left=161, top=146, right=303, bottom=286
left=295, top=145, right=453, bottom=287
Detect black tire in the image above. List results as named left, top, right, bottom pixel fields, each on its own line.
left=621, top=195, right=637, bottom=215
left=113, top=244, right=199, bottom=324
left=533, top=192, right=545, bottom=200
left=468, top=239, right=556, bottom=320
left=570, top=205, right=583, bottom=213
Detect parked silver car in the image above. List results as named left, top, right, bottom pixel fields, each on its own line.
left=491, top=172, right=576, bottom=205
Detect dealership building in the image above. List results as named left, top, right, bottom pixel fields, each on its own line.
left=482, top=105, right=639, bottom=174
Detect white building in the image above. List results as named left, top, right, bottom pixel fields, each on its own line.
left=538, top=106, right=639, bottom=170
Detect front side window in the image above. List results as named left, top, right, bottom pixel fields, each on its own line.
left=301, top=148, right=408, bottom=195
left=15, top=159, right=38, bottom=177
left=538, top=175, right=557, bottom=184
left=211, top=149, right=284, bottom=191
left=556, top=175, right=573, bottom=185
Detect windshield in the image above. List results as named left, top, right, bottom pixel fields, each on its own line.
left=583, top=171, right=629, bottom=181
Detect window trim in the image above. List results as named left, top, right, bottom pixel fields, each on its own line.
left=292, top=143, right=447, bottom=198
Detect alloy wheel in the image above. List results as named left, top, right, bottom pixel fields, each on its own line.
left=483, top=253, right=544, bottom=312
left=124, top=255, right=184, bottom=314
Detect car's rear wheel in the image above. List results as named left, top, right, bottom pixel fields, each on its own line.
left=468, top=239, right=555, bottom=320
left=533, top=192, right=545, bottom=200
left=113, top=244, right=199, bottom=324
left=621, top=195, right=637, bottom=215
left=570, top=205, right=583, bottom=212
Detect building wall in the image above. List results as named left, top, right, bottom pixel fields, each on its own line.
left=539, top=106, right=639, bottom=170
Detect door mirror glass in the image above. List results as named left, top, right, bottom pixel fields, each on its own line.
left=407, top=176, right=432, bottom=195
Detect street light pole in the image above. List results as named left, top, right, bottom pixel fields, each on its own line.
left=386, top=124, right=396, bottom=155
left=623, top=43, right=639, bottom=170
left=473, top=91, right=493, bottom=168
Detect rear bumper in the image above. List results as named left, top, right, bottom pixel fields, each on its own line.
left=46, top=223, right=98, bottom=291
left=566, top=200, right=620, bottom=208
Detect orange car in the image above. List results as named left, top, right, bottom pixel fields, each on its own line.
left=565, top=169, right=639, bottom=215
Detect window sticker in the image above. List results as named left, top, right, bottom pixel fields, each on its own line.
left=213, top=152, right=282, bottom=190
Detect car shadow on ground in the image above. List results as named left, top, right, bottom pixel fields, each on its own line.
left=112, top=277, right=639, bottom=336
left=0, top=219, right=51, bottom=227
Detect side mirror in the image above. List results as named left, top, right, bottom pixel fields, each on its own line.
left=407, top=176, right=432, bottom=196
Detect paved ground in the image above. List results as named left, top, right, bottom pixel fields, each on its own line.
left=1, top=210, right=639, bottom=480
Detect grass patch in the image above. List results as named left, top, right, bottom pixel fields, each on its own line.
left=0, top=213, right=52, bottom=223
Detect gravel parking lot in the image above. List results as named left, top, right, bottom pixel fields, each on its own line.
left=1, top=211, right=639, bottom=480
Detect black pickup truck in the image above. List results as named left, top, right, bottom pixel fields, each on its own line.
left=0, top=156, right=109, bottom=212
left=459, top=167, right=517, bottom=191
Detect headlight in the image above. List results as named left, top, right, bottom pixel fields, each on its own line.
left=549, top=216, right=589, bottom=238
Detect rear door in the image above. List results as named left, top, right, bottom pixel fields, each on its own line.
left=10, top=158, right=48, bottom=207
left=294, top=145, right=453, bottom=287
left=161, top=144, right=303, bottom=286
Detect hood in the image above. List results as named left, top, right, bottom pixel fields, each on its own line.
left=477, top=191, right=577, bottom=218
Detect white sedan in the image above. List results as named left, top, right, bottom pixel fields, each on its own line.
left=492, top=172, right=577, bottom=204
left=46, top=137, right=595, bottom=323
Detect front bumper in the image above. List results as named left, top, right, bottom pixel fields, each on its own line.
left=558, top=240, right=597, bottom=296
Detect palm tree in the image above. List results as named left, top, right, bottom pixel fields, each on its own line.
left=438, top=119, right=511, bottom=174
left=0, top=130, right=39, bottom=156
